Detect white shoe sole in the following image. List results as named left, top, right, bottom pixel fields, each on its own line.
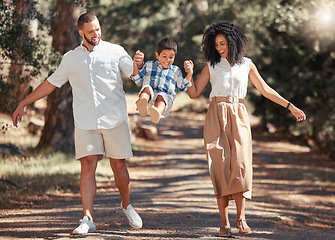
left=72, top=227, right=96, bottom=235
left=121, top=203, right=143, bottom=229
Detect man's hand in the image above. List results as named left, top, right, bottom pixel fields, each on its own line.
left=12, top=104, right=24, bottom=127
left=134, top=50, right=144, bottom=69
left=11, top=80, right=56, bottom=127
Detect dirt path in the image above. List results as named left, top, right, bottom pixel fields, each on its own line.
left=0, top=95, right=334, bottom=239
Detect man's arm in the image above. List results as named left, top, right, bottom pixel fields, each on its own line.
left=12, top=80, right=56, bottom=127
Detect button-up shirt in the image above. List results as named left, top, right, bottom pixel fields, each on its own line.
left=208, top=57, right=251, bottom=99
left=132, top=60, right=191, bottom=101
left=47, top=40, right=133, bottom=130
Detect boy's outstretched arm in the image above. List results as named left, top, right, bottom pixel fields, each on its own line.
left=12, top=80, right=56, bottom=127
left=132, top=50, right=144, bottom=76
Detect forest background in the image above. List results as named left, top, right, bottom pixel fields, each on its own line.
left=0, top=0, right=335, bottom=206
left=1, top=0, right=335, bottom=154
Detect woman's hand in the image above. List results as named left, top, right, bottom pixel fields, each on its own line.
left=289, top=104, right=306, bottom=122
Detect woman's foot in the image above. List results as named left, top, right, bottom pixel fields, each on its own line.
left=236, top=219, right=252, bottom=234
left=218, top=225, right=232, bottom=237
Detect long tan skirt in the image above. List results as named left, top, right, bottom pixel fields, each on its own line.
left=204, top=97, right=253, bottom=200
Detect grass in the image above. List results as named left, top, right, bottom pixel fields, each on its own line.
left=0, top=151, right=116, bottom=208
left=1, top=109, right=118, bottom=208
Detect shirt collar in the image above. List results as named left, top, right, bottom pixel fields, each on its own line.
left=220, top=58, right=233, bottom=68
left=221, top=58, right=229, bottom=64
left=80, top=39, right=103, bottom=52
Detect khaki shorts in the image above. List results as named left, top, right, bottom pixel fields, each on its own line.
left=74, top=121, right=133, bottom=160
left=140, top=85, right=173, bottom=117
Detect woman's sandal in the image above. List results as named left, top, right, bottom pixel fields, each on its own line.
left=218, top=225, right=232, bottom=237
left=236, top=219, right=252, bottom=234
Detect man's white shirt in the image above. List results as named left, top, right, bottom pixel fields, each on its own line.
left=47, top=40, right=133, bottom=130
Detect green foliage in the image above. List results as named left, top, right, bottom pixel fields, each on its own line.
left=0, top=152, right=80, bottom=208
left=0, top=0, right=59, bottom=112
left=2, top=0, right=334, bottom=154
left=0, top=151, right=115, bottom=208
left=99, top=0, right=334, bottom=153
left=243, top=0, right=335, bottom=152
left=86, top=0, right=335, bottom=154
left=89, top=0, right=215, bottom=95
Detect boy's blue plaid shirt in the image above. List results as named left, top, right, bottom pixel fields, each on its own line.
left=132, top=60, right=191, bottom=100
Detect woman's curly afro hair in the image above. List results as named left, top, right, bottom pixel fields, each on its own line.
left=202, top=21, right=248, bottom=67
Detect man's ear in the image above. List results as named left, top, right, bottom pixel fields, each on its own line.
left=78, top=29, right=84, bottom=38
left=155, top=52, right=159, bottom=58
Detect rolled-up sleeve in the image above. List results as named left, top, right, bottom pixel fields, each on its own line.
left=132, top=63, right=148, bottom=85
left=175, top=69, right=192, bottom=92
left=119, top=55, right=133, bottom=78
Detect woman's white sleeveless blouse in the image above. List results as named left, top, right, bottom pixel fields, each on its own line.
left=208, top=57, right=251, bottom=99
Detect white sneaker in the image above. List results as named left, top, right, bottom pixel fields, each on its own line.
left=121, top=203, right=143, bottom=229
left=72, top=216, right=96, bottom=235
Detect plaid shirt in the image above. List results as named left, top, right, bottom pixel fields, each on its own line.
left=132, top=60, right=191, bottom=100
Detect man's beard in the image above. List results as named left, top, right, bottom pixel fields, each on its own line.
left=84, top=34, right=100, bottom=46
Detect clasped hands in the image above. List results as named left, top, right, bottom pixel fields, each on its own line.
left=184, top=60, right=194, bottom=74
left=133, top=50, right=144, bottom=69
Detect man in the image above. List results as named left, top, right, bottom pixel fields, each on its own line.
left=12, top=12, right=144, bottom=234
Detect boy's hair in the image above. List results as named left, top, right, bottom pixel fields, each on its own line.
left=202, top=21, right=248, bottom=67
left=156, top=38, right=178, bottom=55
left=78, top=13, right=98, bottom=30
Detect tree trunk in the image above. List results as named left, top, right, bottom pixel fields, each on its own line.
left=9, top=0, right=31, bottom=102
left=36, top=0, right=82, bottom=152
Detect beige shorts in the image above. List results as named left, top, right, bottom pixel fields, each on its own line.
left=140, top=85, right=173, bottom=117
left=74, top=121, right=133, bottom=160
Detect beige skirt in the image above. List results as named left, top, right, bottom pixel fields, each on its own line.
left=204, top=96, right=252, bottom=200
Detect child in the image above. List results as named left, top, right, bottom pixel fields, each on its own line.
left=132, top=38, right=192, bottom=124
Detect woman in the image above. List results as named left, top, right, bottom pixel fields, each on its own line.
left=184, top=21, right=306, bottom=237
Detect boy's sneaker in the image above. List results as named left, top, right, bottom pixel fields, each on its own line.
left=121, top=203, right=143, bottom=229
left=72, top=216, right=96, bottom=235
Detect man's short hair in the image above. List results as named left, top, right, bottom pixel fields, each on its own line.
left=78, top=13, right=97, bottom=29
left=156, top=38, right=178, bottom=55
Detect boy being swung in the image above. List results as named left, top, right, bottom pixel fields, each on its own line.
left=132, top=38, right=193, bottom=124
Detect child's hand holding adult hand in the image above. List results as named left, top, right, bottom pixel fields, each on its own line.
left=184, top=60, right=194, bottom=75
left=134, top=50, right=144, bottom=68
